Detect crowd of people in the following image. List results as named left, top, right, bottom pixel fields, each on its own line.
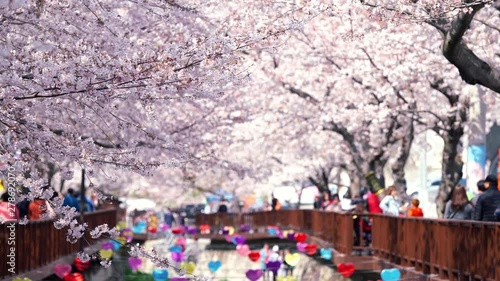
left=309, top=175, right=500, bottom=222
left=0, top=187, right=100, bottom=222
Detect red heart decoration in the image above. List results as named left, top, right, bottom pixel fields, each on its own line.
left=248, top=251, right=261, bottom=262
left=148, top=226, right=157, bottom=234
left=172, top=227, right=183, bottom=235
left=64, top=272, right=84, bottom=281
left=305, top=244, right=317, bottom=256
left=295, top=233, right=307, bottom=243
left=338, top=263, right=355, bottom=277
left=199, top=224, right=210, bottom=233
left=74, top=258, right=90, bottom=271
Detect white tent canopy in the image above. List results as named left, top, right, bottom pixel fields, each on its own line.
left=124, top=198, right=157, bottom=211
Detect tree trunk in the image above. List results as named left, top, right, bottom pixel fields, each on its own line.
left=391, top=120, right=414, bottom=197
left=435, top=135, right=464, bottom=217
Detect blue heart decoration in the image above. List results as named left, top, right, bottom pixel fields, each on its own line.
left=381, top=268, right=401, bottom=281
left=169, top=245, right=182, bottom=253
left=111, top=240, right=122, bottom=251
left=208, top=260, right=222, bottom=273
left=320, top=248, right=332, bottom=260
left=131, top=224, right=146, bottom=234
left=267, top=228, right=278, bottom=236
left=152, top=268, right=169, bottom=281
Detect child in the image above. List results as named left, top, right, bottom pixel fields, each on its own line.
left=407, top=199, right=424, bottom=217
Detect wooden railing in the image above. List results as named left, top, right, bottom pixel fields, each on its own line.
left=196, top=211, right=500, bottom=281
left=0, top=208, right=118, bottom=279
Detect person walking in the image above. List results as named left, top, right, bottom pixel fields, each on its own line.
left=379, top=186, right=406, bottom=216
left=407, top=199, right=424, bottom=217
left=471, top=180, right=486, bottom=207
left=444, top=185, right=474, bottom=220
left=473, top=175, right=500, bottom=222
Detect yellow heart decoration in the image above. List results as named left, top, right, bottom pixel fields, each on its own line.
left=99, top=249, right=113, bottom=259
left=116, top=221, right=126, bottom=230
left=116, top=236, right=127, bottom=245
left=13, top=278, right=32, bottom=281
left=180, top=262, right=196, bottom=274
left=227, top=226, right=235, bottom=235
left=284, top=253, right=300, bottom=267
left=277, top=277, right=297, bottom=281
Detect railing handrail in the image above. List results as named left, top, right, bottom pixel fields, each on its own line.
left=196, top=210, right=499, bottom=281
left=21, top=208, right=118, bottom=224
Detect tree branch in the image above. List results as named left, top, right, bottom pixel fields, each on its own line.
left=442, top=1, right=500, bottom=93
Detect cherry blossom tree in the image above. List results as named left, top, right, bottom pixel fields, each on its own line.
left=358, top=0, right=499, bottom=94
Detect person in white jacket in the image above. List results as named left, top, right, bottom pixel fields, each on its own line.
left=379, top=186, right=407, bottom=216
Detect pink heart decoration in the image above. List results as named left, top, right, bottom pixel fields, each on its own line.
left=128, top=257, right=142, bottom=270
left=160, top=223, right=169, bottom=231
left=171, top=251, right=184, bottom=262
left=296, top=242, right=307, bottom=253
left=224, top=235, right=233, bottom=243
left=54, top=264, right=72, bottom=279
left=236, top=244, right=250, bottom=256
left=176, top=237, right=186, bottom=246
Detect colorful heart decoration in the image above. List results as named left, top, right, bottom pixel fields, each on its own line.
left=222, top=229, right=229, bottom=235
left=284, top=253, right=300, bottom=267
left=224, top=226, right=235, bottom=235
left=287, top=233, right=296, bottom=241
left=296, top=242, right=307, bottom=253
left=12, top=278, right=32, bottom=281
left=381, top=268, right=401, bottom=281
left=267, top=228, right=278, bottom=236
left=305, top=244, right=317, bottom=256
left=128, top=257, right=142, bottom=270
left=176, top=237, right=187, bottom=246
left=159, top=223, right=169, bottom=232
left=266, top=260, right=281, bottom=274
left=74, top=257, right=90, bottom=271
left=112, top=237, right=126, bottom=251
left=199, top=224, right=210, bottom=234
left=240, top=224, right=250, bottom=232
left=224, top=235, right=233, bottom=243
left=278, top=232, right=285, bottom=239
left=338, top=263, right=355, bottom=278
left=277, top=277, right=297, bottom=281
left=131, top=224, right=146, bottom=234
left=172, top=227, right=184, bottom=235
left=320, top=248, right=332, bottom=260
left=232, top=235, right=246, bottom=245
left=121, top=228, right=134, bottom=242
left=169, top=245, right=183, bottom=253
left=208, top=260, right=222, bottom=273
left=246, top=269, right=263, bottom=281
left=236, top=244, right=250, bottom=256
left=100, top=242, right=114, bottom=250
left=99, top=249, right=113, bottom=259
left=116, top=221, right=126, bottom=230
left=63, top=273, right=84, bottom=281
left=171, top=251, right=184, bottom=262
left=180, top=262, right=196, bottom=275
left=295, top=233, right=307, bottom=243
left=148, top=226, right=157, bottom=234
left=152, top=268, right=169, bottom=281
left=248, top=251, right=261, bottom=262
left=54, top=264, right=72, bottom=279
left=187, top=227, right=197, bottom=235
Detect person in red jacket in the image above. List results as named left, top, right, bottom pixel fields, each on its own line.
left=407, top=199, right=424, bottom=217
left=366, top=190, right=383, bottom=214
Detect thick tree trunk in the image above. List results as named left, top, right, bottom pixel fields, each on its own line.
left=392, top=120, right=414, bottom=198
left=435, top=135, right=464, bottom=217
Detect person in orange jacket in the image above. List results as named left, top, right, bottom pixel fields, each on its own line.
left=407, top=199, right=424, bottom=217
